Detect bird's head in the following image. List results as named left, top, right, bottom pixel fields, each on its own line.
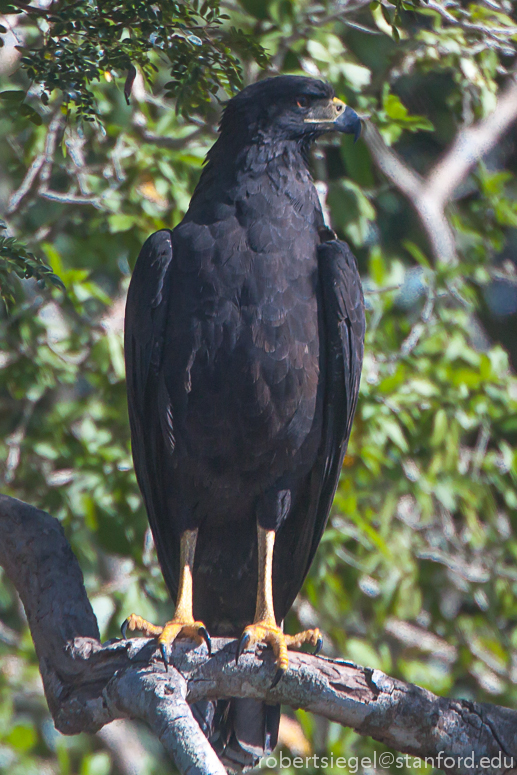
left=220, top=76, right=361, bottom=145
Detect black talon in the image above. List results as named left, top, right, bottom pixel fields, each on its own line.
left=314, top=636, right=323, bottom=656
left=121, top=619, right=129, bottom=640
left=160, top=642, right=169, bottom=672
left=236, top=632, right=251, bottom=664
left=271, top=667, right=285, bottom=689
left=198, top=626, right=212, bottom=657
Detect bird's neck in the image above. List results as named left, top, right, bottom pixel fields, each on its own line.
left=190, top=135, right=313, bottom=209
left=245, top=136, right=311, bottom=170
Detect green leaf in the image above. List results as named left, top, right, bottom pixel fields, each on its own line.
left=0, top=90, right=26, bottom=103
left=384, top=93, right=408, bottom=120
left=19, top=103, right=43, bottom=125
left=431, top=408, right=448, bottom=446
left=108, top=214, right=134, bottom=233
left=403, top=240, right=431, bottom=269
left=6, top=724, right=37, bottom=753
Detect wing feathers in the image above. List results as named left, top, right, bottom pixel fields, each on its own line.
left=124, top=230, right=177, bottom=583
left=301, top=239, right=365, bottom=580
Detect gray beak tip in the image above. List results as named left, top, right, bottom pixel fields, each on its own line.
left=336, top=104, right=362, bottom=141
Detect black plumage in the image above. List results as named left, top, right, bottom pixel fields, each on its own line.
left=124, top=75, right=365, bottom=769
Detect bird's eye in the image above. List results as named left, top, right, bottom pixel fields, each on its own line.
left=296, top=96, right=310, bottom=109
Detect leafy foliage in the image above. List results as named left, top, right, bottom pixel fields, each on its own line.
left=0, top=223, right=64, bottom=308
left=2, top=0, right=268, bottom=119
left=1, top=0, right=517, bottom=773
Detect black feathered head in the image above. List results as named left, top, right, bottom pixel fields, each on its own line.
left=219, top=76, right=361, bottom=144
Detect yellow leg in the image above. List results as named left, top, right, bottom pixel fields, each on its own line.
left=236, top=525, right=322, bottom=687
left=121, top=529, right=210, bottom=668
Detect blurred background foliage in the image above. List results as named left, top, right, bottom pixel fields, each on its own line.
left=1, top=0, right=517, bottom=773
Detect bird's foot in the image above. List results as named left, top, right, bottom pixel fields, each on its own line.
left=121, top=613, right=163, bottom=638
left=157, top=619, right=211, bottom=668
left=121, top=613, right=211, bottom=670
left=285, top=628, right=323, bottom=654
left=236, top=621, right=322, bottom=688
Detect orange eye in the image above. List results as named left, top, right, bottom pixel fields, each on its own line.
left=296, top=96, right=310, bottom=109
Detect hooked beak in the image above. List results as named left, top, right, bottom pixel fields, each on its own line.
left=334, top=104, right=362, bottom=142
left=304, top=97, right=362, bottom=142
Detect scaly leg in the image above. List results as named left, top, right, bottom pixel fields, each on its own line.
left=236, top=525, right=322, bottom=687
left=121, top=529, right=210, bottom=668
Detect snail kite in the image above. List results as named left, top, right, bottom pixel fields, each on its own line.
left=123, top=75, right=365, bottom=769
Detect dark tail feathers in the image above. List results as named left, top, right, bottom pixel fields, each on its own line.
left=192, top=699, right=280, bottom=772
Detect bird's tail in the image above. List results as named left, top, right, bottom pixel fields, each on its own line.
left=192, top=698, right=280, bottom=772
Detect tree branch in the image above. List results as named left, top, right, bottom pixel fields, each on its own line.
left=7, top=110, right=63, bottom=214
left=1, top=493, right=517, bottom=775
left=132, top=124, right=210, bottom=149
left=96, top=719, right=153, bottom=775
left=3, top=1, right=59, bottom=18
left=269, top=0, right=372, bottom=70
left=426, top=77, right=517, bottom=209
left=362, top=75, right=517, bottom=264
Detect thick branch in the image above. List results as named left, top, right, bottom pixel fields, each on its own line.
left=96, top=720, right=152, bottom=775
left=362, top=76, right=517, bottom=264
left=426, top=77, right=517, bottom=208
left=1, top=493, right=517, bottom=775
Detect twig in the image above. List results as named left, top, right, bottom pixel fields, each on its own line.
left=386, top=285, right=434, bottom=361
left=64, top=131, right=91, bottom=196
left=426, top=0, right=517, bottom=40
left=3, top=0, right=58, bottom=18
left=270, top=0, right=372, bottom=69
left=39, top=190, right=101, bottom=207
left=343, top=19, right=381, bottom=34
left=472, top=422, right=490, bottom=477
left=7, top=113, right=100, bottom=211
left=1, top=493, right=517, bottom=775
left=134, top=125, right=209, bottom=149
left=4, top=398, right=38, bottom=483
left=7, top=153, right=45, bottom=213
left=38, top=111, right=64, bottom=189
left=363, top=283, right=402, bottom=294
left=7, top=111, right=63, bottom=213
left=0, top=617, right=18, bottom=646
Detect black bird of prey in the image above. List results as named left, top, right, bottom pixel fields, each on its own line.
left=123, top=75, right=365, bottom=769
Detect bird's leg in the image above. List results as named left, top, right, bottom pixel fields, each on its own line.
left=121, top=528, right=210, bottom=668
left=236, top=525, right=322, bottom=687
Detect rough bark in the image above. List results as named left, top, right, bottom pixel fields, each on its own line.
left=1, top=493, right=517, bottom=775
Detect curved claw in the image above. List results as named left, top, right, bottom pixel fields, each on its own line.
left=271, top=667, right=285, bottom=689
left=236, top=631, right=251, bottom=664
left=198, top=626, right=212, bottom=657
left=314, top=635, right=323, bottom=656
left=121, top=619, right=129, bottom=640
left=160, top=642, right=169, bottom=672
